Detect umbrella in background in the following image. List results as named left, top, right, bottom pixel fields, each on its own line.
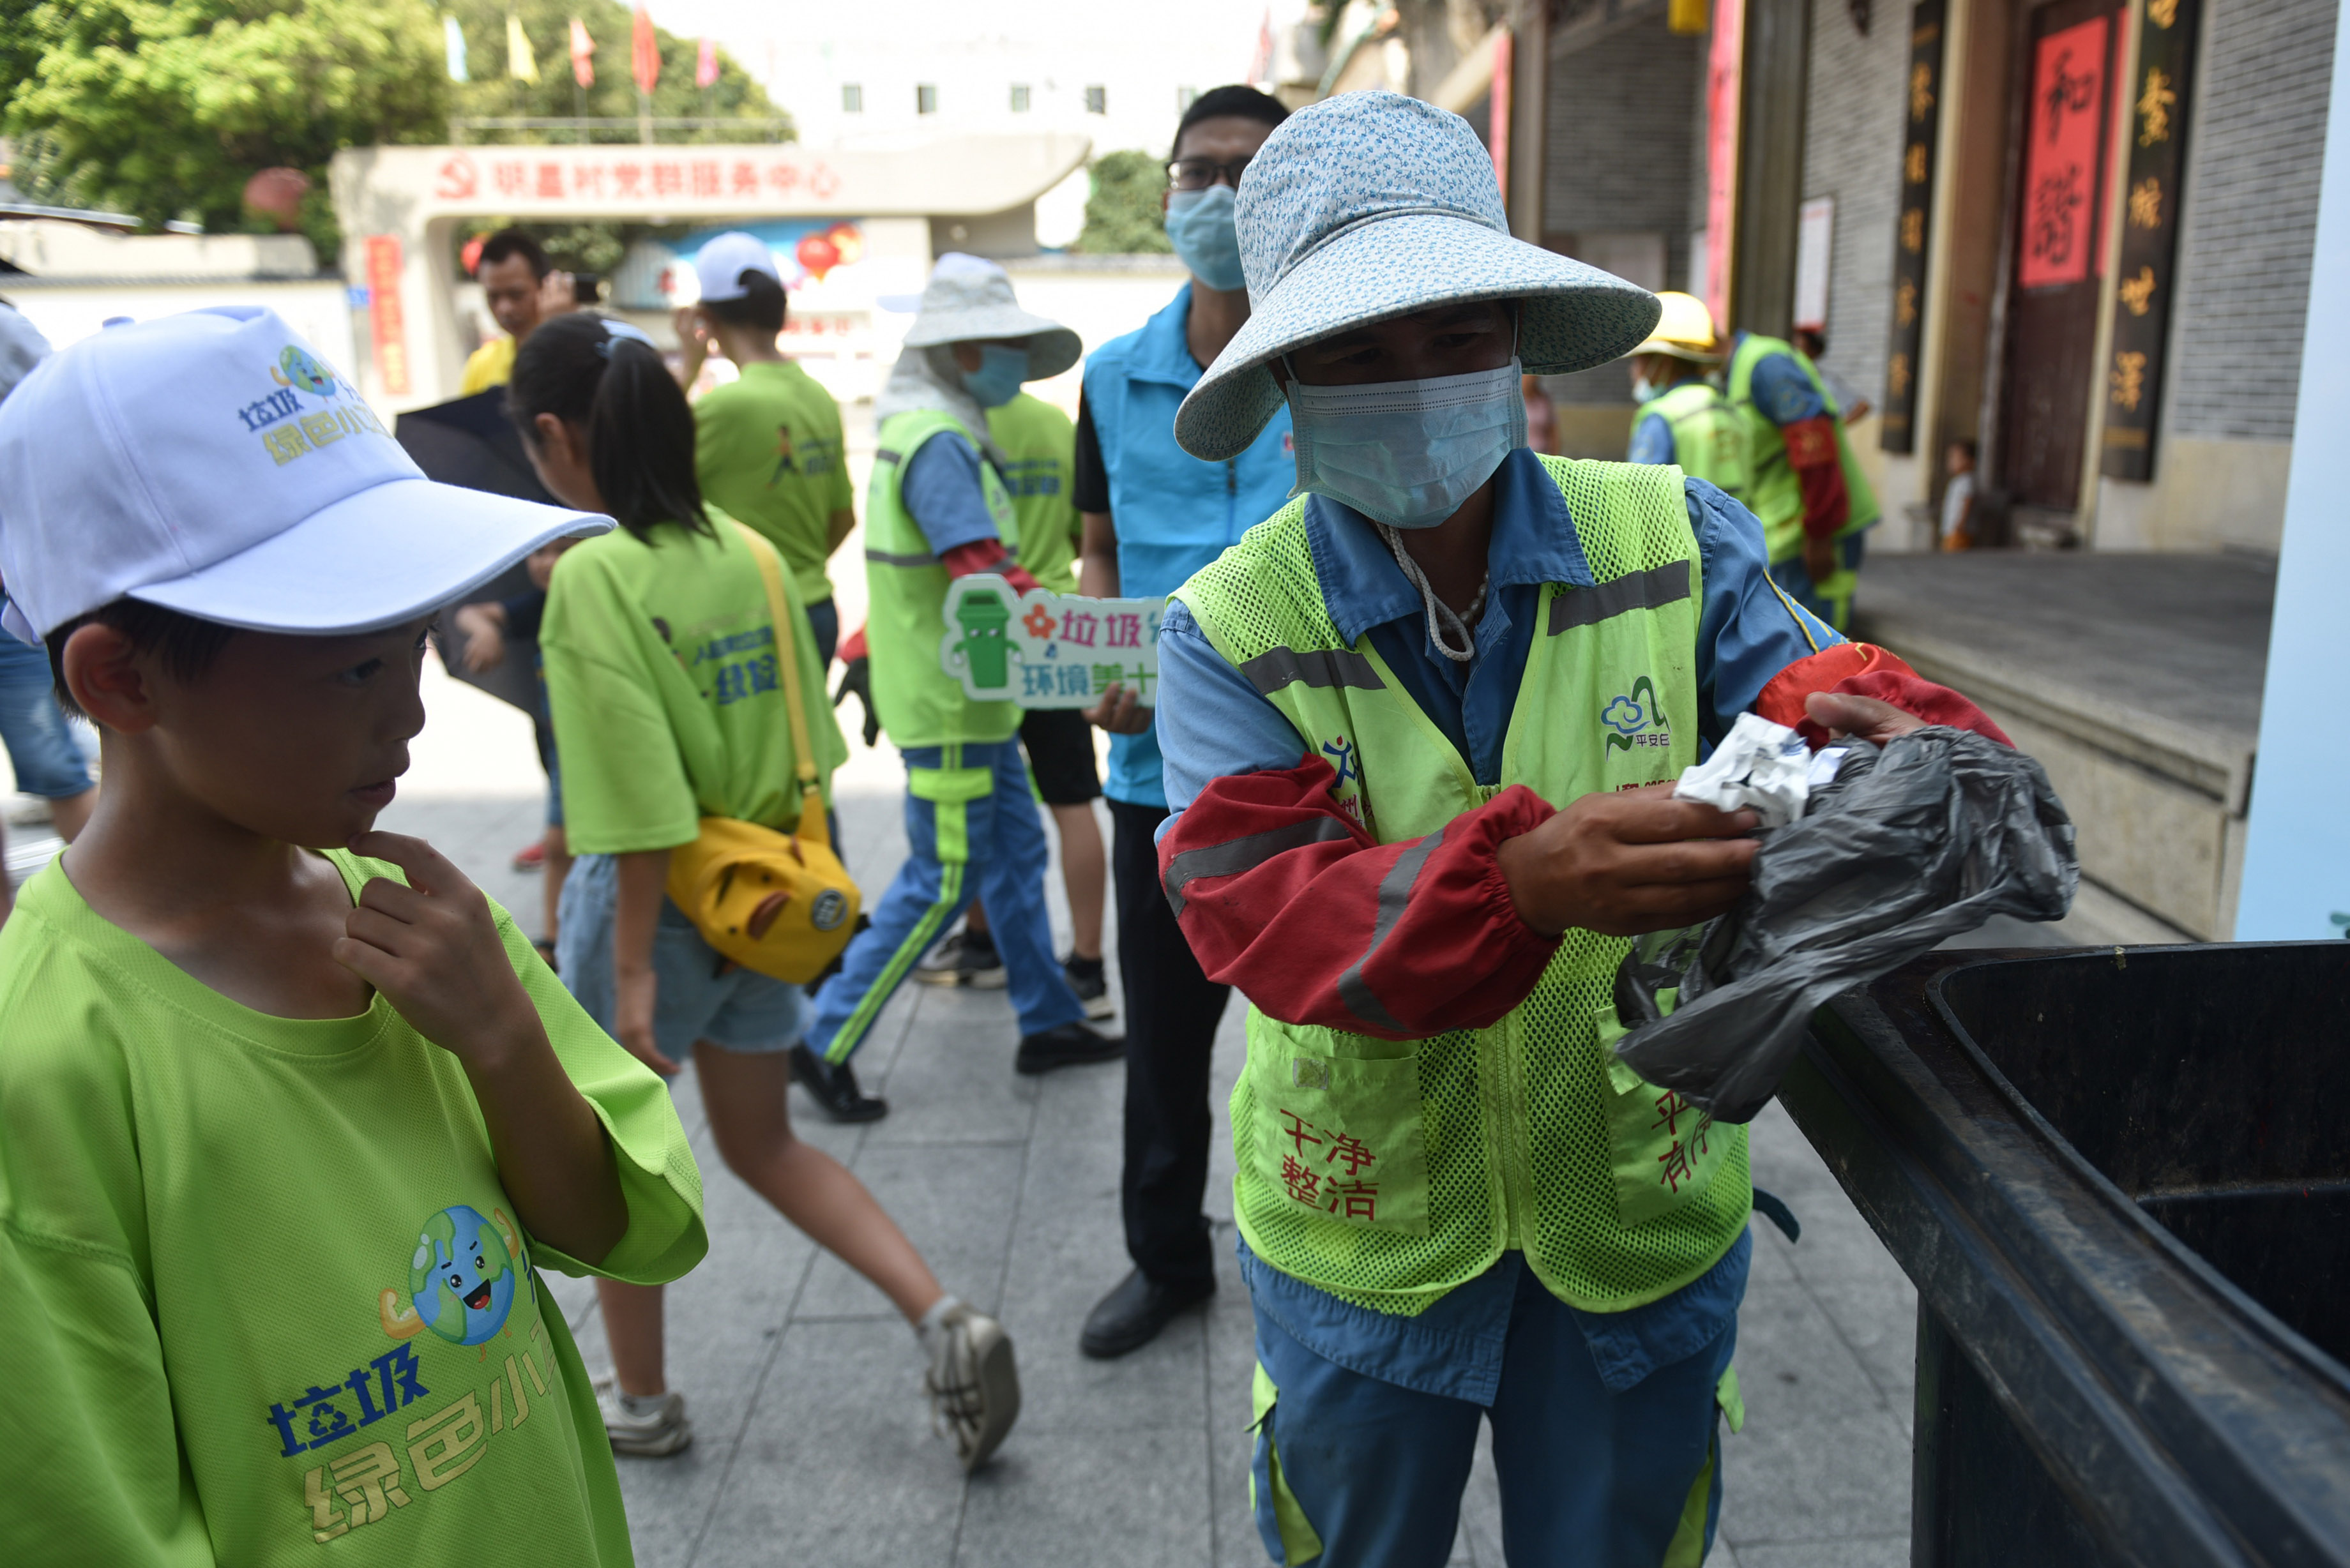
left=395, top=389, right=551, bottom=718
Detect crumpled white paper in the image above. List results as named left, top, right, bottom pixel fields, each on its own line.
left=1674, top=712, right=1824, bottom=828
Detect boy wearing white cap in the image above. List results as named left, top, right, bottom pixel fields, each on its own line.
left=803, top=254, right=1122, bottom=1077
left=0, top=307, right=706, bottom=1564
left=1151, top=94, right=2006, bottom=1565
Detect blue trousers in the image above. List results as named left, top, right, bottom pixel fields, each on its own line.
left=807, top=739, right=1082, bottom=1062
left=1249, top=1265, right=1737, bottom=1568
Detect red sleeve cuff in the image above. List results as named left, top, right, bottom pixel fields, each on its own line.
left=1754, top=644, right=2013, bottom=748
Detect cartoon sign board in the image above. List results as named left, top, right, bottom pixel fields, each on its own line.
left=939, top=575, right=1163, bottom=709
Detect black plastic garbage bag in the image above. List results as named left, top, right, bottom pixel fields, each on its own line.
left=1612, top=725, right=2078, bottom=1122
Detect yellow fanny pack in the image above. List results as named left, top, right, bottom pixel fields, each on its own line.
left=665, top=523, right=862, bottom=983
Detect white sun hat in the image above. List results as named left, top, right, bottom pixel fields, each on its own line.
left=694, top=231, right=782, bottom=303
left=0, top=306, right=610, bottom=644
left=1174, top=91, right=1662, bottom=462
left=898, top=252, right=1082, bottom=381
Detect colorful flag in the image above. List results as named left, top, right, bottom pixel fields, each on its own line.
left=695, top=37, right=719, bottom=89
left=632, top=6, right=660, bottom=96
left=570, top=18, right=596, bottom=87
left=443, top=14, right=469, bottom=82
left=506, top=12, right=539, bottom=82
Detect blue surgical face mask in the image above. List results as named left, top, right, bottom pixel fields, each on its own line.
left=1164, top=185, right=1248, bottom=294
left=1285, top=358, right=1528, bottom=529
left=962, top=343, right=1029, bottom=408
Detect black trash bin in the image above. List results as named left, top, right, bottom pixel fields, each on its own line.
left=1779, top=942, right=2350, bottom=1567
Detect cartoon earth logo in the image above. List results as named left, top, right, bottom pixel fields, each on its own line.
left=379, top=1205, right=522, bottom=1348
left=275, top=345, right=337, bottom=396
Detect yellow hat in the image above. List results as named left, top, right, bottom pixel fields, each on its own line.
left=1631, top=291, right=1723, bottom=361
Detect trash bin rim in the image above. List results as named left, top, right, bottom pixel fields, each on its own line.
left=1925, top=942, right=2350, bottom=1402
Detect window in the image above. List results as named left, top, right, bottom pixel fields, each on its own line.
left=842, top=83, right=863, bottom=113
left=1176, top=86, right=1198, bottom=113
left=916, top=83, right=938, bottom=115
left=1084, top=84, right=1107, bottom=115
left=1010, top=83, right=1031, bottom=112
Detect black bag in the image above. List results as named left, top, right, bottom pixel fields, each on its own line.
left=1612, top=725, right=2078, bottom=1122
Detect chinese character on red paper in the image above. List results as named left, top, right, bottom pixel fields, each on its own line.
left=767, top=163, right=801, bottom=193
left=1324, top=1133, right=1375, bottom=1177
left=493, top=161, right=526, bottom=197
left=1326, top=1179, right=1379, bottom=1221
left=690, top=160, right=721, bottom=197
left=731, top=161, right=760, bottom=195
left=612, top=163, right=646, bottom=197
left=651, top=162, right=684, bottom=196
left=1280, top=1154, right=1322, bottom=1207
left=1278, top=1109, right=1323, bottom=1159
left=1651, top=1090, right=1691, bottom=1138
left=573, top=165, right=607, bottom=198
left=1059, top=610, right=1100, bottom=647
left=1106, top=612, right=1144, bottom=648
left=1658, top=1139, right=1693, bottom=1192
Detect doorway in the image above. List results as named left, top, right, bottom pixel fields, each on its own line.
left=1994, top=0, right=2126, bottom=516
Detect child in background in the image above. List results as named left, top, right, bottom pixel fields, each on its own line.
left=517, top=313, right=1020, bottom=1471
left=0, top=306, right=706, bottom=1564
left=1941, top=438, right=1979, bottom=550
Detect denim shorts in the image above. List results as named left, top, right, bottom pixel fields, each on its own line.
left=554, top=852, right=808, bottom=1066
left=0, top=637, right=91, bottom=799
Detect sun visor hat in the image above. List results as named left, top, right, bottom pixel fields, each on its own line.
left=1174, top=91, right=1662, bottom=462
left=0, top=306, right=610, bottom=645
left=694, top=231, right=783, bottom=303
left=898, top=252, right=1082, bottom=381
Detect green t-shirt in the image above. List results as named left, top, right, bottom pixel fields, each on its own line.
left=691, top=359, right=853, bottom=606
left=0, top=850, right=706, bottom=1567
left=542, top=508, right=848, bottom=856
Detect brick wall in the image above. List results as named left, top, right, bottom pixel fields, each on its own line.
left=2167, top=0, right=2335, bottom=442
left=1798, top=0, right=1913, bottom=408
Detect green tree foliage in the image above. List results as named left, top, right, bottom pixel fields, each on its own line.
left=446, top=0, right=786, bottom=141
left=1072, top=150, right=1171, bottom=256
left=3, top=2, right=448, bottom=255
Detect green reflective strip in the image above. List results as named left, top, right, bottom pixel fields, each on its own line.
left=1250, top=1364, right=1324, bottom=1565
left=1717, top=1364, right=1745, bottom=1433
left=823, top=857, right=965, bottom=1065
left=1660, top=1437, right=1718, bottom=1568
left=1547, top=560, right=1693, bottom=634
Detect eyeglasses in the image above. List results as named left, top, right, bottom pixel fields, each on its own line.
left=1165, top=156, right=1254, bottom=191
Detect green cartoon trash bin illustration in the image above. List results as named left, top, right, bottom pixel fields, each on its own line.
left=950, top=589, right=1015, bottom=695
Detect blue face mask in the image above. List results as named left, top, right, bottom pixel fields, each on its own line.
left=1285, top=358, right=1528, bottom=529
left=962, top=343, right=1028, bottom=408
left=1164, top=185, right=1248, bottom=293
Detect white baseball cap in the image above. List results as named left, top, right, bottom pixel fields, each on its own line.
left=693, top=232, right=782, bottom=303
left=0, top=306, right=610, bottom=645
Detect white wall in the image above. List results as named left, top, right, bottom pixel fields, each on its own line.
left=6, top=281, right=359, bottom=383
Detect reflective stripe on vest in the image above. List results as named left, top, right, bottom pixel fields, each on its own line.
left=1172, top=456, right=1752, bottom=1316
left=1725, top=335, right=1882, bottom=563
left=1638, top=381, right=1752, bottom=501
left=863, top=408, right=1022, bottom=749
left=985, top=393, right=1080, bottom=595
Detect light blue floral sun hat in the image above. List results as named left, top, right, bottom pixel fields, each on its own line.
left=1173, top=91, right=1662, bottom=462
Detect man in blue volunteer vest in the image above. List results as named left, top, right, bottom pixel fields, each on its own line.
left=1149, top=92, right=2006, bottom=1566
left=1071, top=85, right=1299, bottom=1359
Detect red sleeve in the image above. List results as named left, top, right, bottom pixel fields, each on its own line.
left=939, top=538, right=1041, bottom=594
left=840, top=624, right=868, bottom=663
left=1782, top=415, right=1851, bottom=541
left=1754, top=644, right=2013, bottom=747
left=1158, top=754, right=1563, bottom=1039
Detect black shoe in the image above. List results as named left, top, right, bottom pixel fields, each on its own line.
left=1080, top=1267, right=1213, bottom=1359
left=789, top=1043, right=888, bottom=1122
left=1063, top=953, right=1114, bottom=1021
left=1013, top=1021, right=1125, bottom=1075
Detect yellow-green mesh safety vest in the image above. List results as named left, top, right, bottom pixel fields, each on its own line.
left=986, top=393, right=1080, bottom=596
left=865, top=408, right=1023, bottom=749
left=1172, top=456, right=1752, bottom=1317
left=1633, top=381, right=1752, bottom=501
left=1726, top=334, right=1881, bottom=565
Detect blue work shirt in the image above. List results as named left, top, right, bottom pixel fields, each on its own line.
left=898, top=432, right=1001, bottom=556
left=1082, top=284, right=1297, bottom=808
left=1152, top=449, right=1831, bottom=1392
left=1734, top=330, right=1829, bottom=427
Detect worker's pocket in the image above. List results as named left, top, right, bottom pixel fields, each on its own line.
left=906, top=764, right=994, bottom=864
left=1247, top=1033, right=1430, bottom=1237
left=1249, top=1364, right=1325, bottom=1567
left=1594, top=997, right=1733, bottom=1225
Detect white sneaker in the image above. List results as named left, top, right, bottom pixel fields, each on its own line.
left=923, top=1304, right=1021, bottom=1470
left=594, top=1375, right=694, bottom=1457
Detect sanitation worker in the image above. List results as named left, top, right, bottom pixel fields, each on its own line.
left=1152, top=91, right=2002, bottom=1567
left=1626, top=291, right=1750, bottom=502
left=1724, top=319, right=1879, bottom=631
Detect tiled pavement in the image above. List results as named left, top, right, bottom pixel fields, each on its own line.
left=3, top=650, right=2075, bottom=1567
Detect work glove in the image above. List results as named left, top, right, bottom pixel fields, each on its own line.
left=833, top=655, right=881, bottom=748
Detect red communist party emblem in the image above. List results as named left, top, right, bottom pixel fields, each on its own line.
left=436, top=155, right=480, bottom=201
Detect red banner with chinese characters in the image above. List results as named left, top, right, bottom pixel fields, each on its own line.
left=2018, top=15, right=2110, bottom=289
left=363, top=236, right=409, bottom=397
left=1702, top=0, right=1745, bottom=331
